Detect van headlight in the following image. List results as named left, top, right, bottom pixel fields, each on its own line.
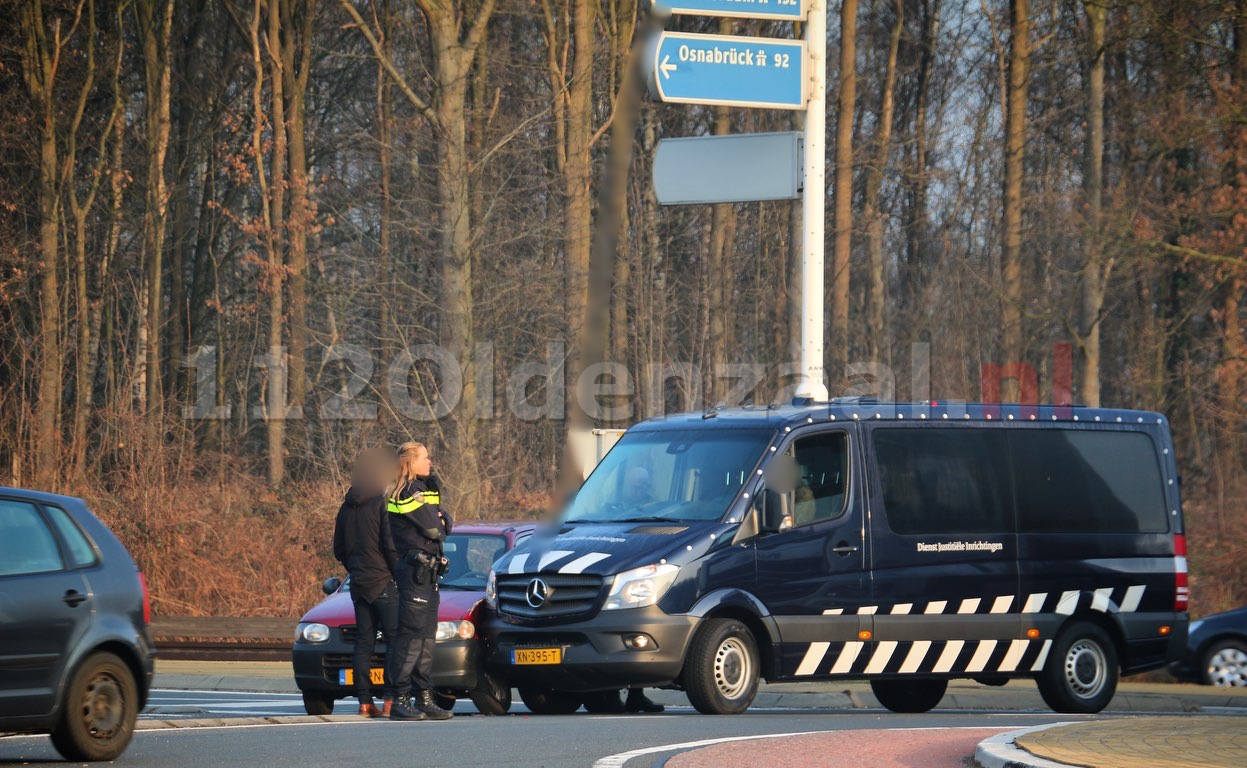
left=297, top=622, right=330, bottom=643
left=603, top=563, right=680, bottom=611
left=436, top=620, right=475, bottom=642
left=485, top=569, right=497, bottom=608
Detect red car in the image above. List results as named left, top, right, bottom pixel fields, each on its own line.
left=293, top=520, right=534, bottom=715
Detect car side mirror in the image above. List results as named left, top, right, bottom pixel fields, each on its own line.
left=322, top=576, right=342, bottom=595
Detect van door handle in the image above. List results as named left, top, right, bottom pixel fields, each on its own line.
left=63, top=590, right=87, bottom=607
left=832, top=543, right=859, bottom=555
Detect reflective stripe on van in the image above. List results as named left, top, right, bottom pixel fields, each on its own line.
left=792, top=584, right=1146, bottom=677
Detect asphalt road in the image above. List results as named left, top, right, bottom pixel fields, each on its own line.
left=3, top=709, right=1080, bottom=767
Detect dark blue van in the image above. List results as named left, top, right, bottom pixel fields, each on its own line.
left=485, top=400, right=1189, bottom=715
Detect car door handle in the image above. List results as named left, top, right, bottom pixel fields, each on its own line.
left=832, top=543, right=859, bottom=555
left=63, top=590, right=87, bottom=607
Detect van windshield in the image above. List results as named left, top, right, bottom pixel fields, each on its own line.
left=563, top=428, right=774, bottom=524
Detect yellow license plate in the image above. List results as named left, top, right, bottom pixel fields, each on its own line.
left=512, top=647, right=562, bottom=665
left=339, top=668, right=385, bottom=686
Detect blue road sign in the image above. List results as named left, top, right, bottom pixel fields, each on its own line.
left=652, top=0, right=806, bottom=21
left=650, top=32, right=806, bottom=110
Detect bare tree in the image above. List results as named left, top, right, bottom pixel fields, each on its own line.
left=1001, top=0, right=1030, bottom=369
left=832, top=0, right=858, bottom=381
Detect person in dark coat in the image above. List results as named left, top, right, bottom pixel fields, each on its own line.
left=333, top=447, right=400, bottom=718
left=385, top=441, right=454, bottom=721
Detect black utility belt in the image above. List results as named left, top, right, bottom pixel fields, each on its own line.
left=404, top=549, right=437, bottom=566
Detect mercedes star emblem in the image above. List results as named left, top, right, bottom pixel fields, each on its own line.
left=526, top=577, right=549, bottom=609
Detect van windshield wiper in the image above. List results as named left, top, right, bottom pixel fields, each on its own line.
left=611, top=516, right=676, bottom=523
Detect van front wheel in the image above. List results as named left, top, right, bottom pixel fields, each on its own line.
left=1036, top=621, right=1118, bottom=713
left=870, top=678, right=947, bottom=713
left=684, top=618, right=759, bottom=715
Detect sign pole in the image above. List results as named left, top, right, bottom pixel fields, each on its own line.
left=797, top=0, right=829, bottom=400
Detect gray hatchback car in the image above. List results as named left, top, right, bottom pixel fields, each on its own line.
left=0, top=487, right=155, bottom=761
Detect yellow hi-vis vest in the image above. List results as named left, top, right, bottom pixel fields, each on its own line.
left=387, top=490, right=440, bottom=515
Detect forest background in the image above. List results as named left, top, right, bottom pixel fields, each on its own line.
left=1, top=0, right=1244, bottom=624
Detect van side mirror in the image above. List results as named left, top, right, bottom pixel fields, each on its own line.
left=322, top=576, right=343, bottom=595
left=756, top=489, right=788, bottom=534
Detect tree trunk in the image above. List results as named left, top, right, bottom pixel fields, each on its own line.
left=563, top=0, right=595, bottom=427
left=865, top=0, right=902, bottom=364
left=283, top=0, right=314, bottom=462
left=832, top=0, right=857, bottom=380
left=20, top=0, right=64, bottom=490
left=1077, top=0, right=1108, bottom=406
left=139, top=0, right=174, bottom=423
left=1001, top=0, right=1030, bottom=372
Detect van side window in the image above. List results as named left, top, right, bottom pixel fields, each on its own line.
left=1012, top=430, right=1168, bottom=533
left=789, top=431, right=849, bottom=528
left=0, top=500, right=66, bottom=576
left=873, top=428, right=1012, bottom=535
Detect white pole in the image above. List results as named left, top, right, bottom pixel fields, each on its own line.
left=796, top=0, right=829, bottom=401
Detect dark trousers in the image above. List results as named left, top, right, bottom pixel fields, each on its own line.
left=391, top=560, right=439, bottom=698
left=351, top=580, right=399, bottom=705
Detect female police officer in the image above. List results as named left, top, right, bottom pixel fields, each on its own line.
left=385, top=441, right=453, bottom=721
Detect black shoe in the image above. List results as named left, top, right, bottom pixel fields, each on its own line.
left=388, top=695, right=427, bottom=721
left=624, top=690, right=664, bottom=713
left=416, top=690, right=453, bottom=720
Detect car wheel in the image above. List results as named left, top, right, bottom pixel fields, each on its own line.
left=49, top=652, right=138, bottom=762
left=870, top=678, right=948, bottom=713
left=301, top=690, right=336, bottom=715
left=469, top=671, right=512, bottom=715
left=1200, top=639, right=1247, bottom=687
left=518, top=687, right=582, bottom=715
left=1036, top=620, right=1118, bottom=713
left=683, top=618, right=759, bottom=715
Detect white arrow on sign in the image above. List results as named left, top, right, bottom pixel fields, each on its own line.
left=660, top=55, right=676, bottom=80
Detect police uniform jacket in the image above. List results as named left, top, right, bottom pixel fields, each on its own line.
left=388, top=476, right=452, bottom=558
left=332, top=485, right=399, bottom=603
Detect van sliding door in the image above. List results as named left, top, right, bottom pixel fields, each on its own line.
left=865, top=425, right=1022, bottom=679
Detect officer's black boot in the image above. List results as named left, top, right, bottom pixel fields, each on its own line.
left=388, top=695, right=427, bottom=721
left=416, top=690, right=453, bottom=720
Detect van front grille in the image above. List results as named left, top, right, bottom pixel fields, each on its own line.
left=496, top=573, right=605, bottom=620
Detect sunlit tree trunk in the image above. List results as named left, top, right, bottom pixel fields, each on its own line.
left=865, top=0, right=902, bottom=364
left=831, top=0, right=857, bottom=380
left=1001, top=0, right=1030, bottom=371
left=20, top=0, right=65, bottom=489
left=1077, top=0, right=1108, bottom=406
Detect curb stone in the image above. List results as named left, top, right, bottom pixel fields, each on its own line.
left=974, top=723, right=1082, bottom=768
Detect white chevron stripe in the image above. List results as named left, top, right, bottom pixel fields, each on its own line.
left=990, top=595, right=1013, bottom=614
left=1091, top=587, right=1112, bottom=613
left=933, top=640, right=964, bottom=673
left=558, top=552, right=610, bottom=574
left=1031, top=639, right=1052, bottom=671
left=830, top=642, right=864, bottom=674
left=957, top=598, right=981, bottom=614
left=1120, top=585, right=1145, bottom=613
left=999, top=639, right=1030, bottom=672
left=1022, top=592, right=1047, bottom=613
left=924, top=600, right=947, bottom=614
left=507, top=553, right=529, bottom=574
left=967, top=640, right=998, bottom=673
left=858, top=606, right=879, bottom=615
left=899, top=640, right=932, bottom=673
left=822, top=608, right=844, bottom=615
left=891, top=603, right=913, bottom=614
left=795, top=642, right=830, bottom=676
left=538, top=550, right=576, bottom=570
left=1056, top=591, right=1079, bottom=615
left=864, top=641, right=899, bottom=674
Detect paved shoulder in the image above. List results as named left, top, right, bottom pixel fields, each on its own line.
left=977, top=716, right=1247, bottom=768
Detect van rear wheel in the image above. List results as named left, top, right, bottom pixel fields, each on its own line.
left=684, top=618, right=759, bottom=715
left=870, top=678, right=947, bottom=713
left=1036, top=621, right=1118, bottom=713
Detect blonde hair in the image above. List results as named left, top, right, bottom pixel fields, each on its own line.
left=388, top=441, right=427, bottom=500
